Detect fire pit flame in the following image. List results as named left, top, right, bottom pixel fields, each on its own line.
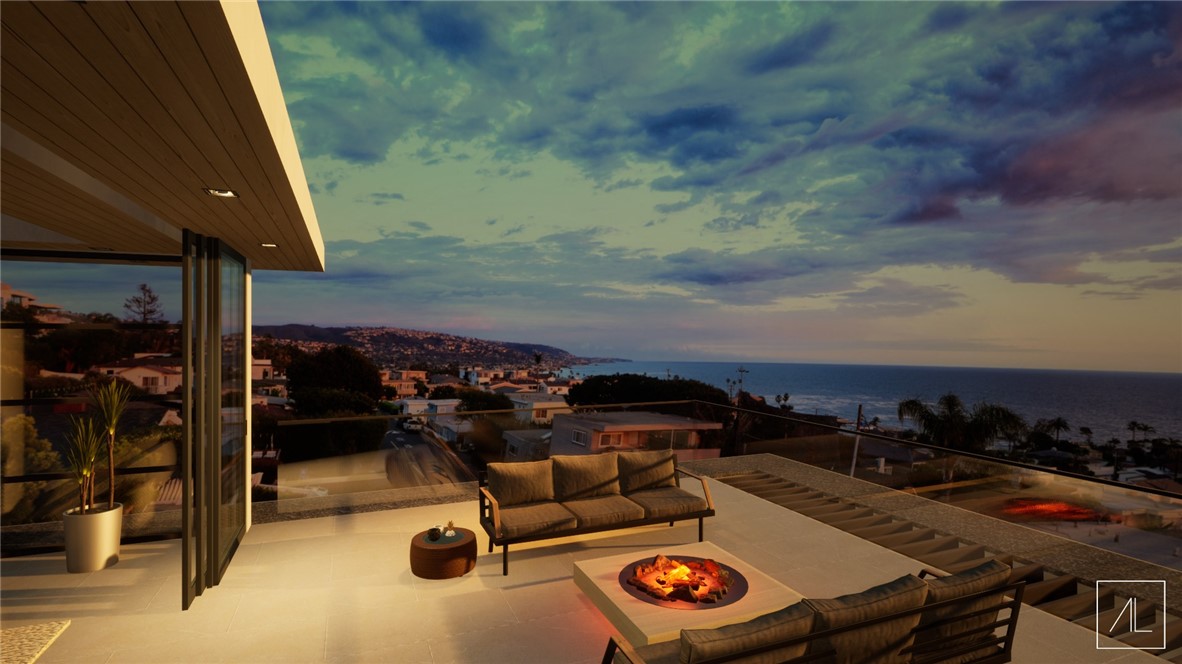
left=626, top=554, right=733, bottom=605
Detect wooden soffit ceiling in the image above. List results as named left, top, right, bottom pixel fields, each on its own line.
left=0, top=1, right=325, bottom=272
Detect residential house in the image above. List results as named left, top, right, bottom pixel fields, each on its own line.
left=548, top=411, right=723, bottom=460
left=503, top=429, right=552, bottom=461
left=507, top=392, right=570, bottom=424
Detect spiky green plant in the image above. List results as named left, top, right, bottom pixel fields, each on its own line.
left=92, top=381, right=131, bottom=510
left=64, top=416, right=103, bottom=514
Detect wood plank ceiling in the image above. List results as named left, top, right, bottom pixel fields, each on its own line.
left=0, top=1, right=324, bottom=272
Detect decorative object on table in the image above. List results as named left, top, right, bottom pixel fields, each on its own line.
left=62, top=380, right=129, bottom=573
left=427, top=526, right=442, bottom=541
left=445, top=520, right=456, bottom=537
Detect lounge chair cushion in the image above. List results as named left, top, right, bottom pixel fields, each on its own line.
left=487, top=459, right=554, bottom=507
left=619, top=449, right=677, bottom=494
left=804, top=574, right=929, bottom=664
left=914, top=560, right=1012, bottom=663
left=563, top=494, right=646, bottom=529
left=680, top=601, right=815, bottom=664
left=627, top=486, right=709, bottom=519
left=496, top=501, right=577, bottom=539
left=553, top=452, right=620, bottom=501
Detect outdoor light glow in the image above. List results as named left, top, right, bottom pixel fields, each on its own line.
left=202, top=187, right=239, bottom=198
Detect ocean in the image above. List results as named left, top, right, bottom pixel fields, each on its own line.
left=569, top=361, right=1182, bottom=444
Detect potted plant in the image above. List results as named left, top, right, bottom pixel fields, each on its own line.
left=62, top=381, right=130, bottom=573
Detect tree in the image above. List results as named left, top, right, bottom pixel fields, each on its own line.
left=1079, top=426, right=1093, bottom=445
left=123, top=283, right=164, bottom=324
left=897, top=393, right=1026, bottom=481
left=1044, top=417, right=1069, bottom=443
left=1127, top=420, right=1141, bottom=442
left=286, top=345, right=382, bottom=416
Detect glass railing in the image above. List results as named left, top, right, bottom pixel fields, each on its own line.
left=9, top=394, right=1178, bottom=577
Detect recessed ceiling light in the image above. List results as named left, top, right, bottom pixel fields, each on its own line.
left=203, top=187, right=239, bottom=198
left=260, top=242, right=278, bottom=248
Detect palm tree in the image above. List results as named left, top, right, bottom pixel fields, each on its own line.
left=1139, top=423, right=1156, bottom=441
left=897, top=393, right=1026, bottom=481
left=1046, top=417, right=1069, bottom=443
left=1079, top=426, right=1093, bottom=445
left=1127, top=420, right=1141, bottom=442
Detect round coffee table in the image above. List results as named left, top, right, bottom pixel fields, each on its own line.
left=409, top=527, right=477, bottom=579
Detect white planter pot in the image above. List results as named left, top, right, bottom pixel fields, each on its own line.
left=63, top=504, right=122, bottom=573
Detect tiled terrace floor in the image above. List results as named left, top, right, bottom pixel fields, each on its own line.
left=0, top=478, right=1161, bottom=663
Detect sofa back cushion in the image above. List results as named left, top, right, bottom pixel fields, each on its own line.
left=618, top=449, right=677, bottom=494
left=679, top=601, right=815, bottom=664
left=914, top=559, right=1012, bottom=659
left=803, top=574, right=929, bottom=664
left=553, top=453, right=620, bottom=501
left=487, top=459, right=554, bottom=507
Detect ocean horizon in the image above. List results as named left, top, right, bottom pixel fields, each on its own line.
left=569, top=360, right=1182, bottom=445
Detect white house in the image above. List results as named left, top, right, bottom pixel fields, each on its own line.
left=506, top=392, right=570, bottom=424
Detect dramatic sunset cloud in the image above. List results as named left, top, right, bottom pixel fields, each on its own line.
left=242, top=1, right=1181, bottom=372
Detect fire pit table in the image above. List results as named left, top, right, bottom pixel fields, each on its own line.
left=573, top=542, right=802, bottom=646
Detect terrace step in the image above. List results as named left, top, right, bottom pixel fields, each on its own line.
left=773, top=496, right=831, bottom=510
left=1119, top=617, right=1182, bottom=650
left=845, top=521, right=912, bottom=539
left=894, top=535, right=961, bottom=559
left=1079, top=598, right=1156, bottom=637
left=937, top=554, right=1014, bottom=574
left=1040, top=585, right=1115, bottom=621
left=813, top=508, right=876, bottom=525
left=727, top=476, right=797, bottom=490
left=794, top=502, right=854, bottom=518
left=911, top=543, right=987, bottom=570
left=757, top=486, right=815, bottom=499
left=826, top=514, right=893, bottom=531
left=1023, top=574, right=1080, bottom=606
left=870, top=528, right=938, bottom=548
left=1007, top=563, right=1044, bottom=585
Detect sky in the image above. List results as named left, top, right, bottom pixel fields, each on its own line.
left=7, top=2, right=1180, bottom=373
left=251, top=0, right=1182, bottom=373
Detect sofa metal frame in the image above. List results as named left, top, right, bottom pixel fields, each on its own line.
left=479, top=464, right=716, bottom=575
left=602, top=579, right=1025, bottom=664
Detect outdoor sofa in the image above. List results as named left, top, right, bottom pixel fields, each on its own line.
left=602, top=558, right=1025, bottom=664
left=479, top=449, right=715, bottom=575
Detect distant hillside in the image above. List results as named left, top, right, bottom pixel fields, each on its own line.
left=254, top=324, right=624, bottom=369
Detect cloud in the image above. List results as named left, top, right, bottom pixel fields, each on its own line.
left=743, top=21, right=835, bottom=75
left=362, top=192, right=405, bottom=206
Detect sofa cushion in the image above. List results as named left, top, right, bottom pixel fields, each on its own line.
left=619, top=449, right=677, bottom=494
left=914, top=560, right=1012, bottom=663
left=563, top=494, right=646, bottom=529
left=487, top=459, right=553, bottom=507
left=627, top=486, right=709, bottom=519
left=496, top=501, right=578, bottom=539
left=553, top=453, right=620, bottom=501
left=680, top=602, right=815, bottom=664
left=804, top=574, right=929, bottom=664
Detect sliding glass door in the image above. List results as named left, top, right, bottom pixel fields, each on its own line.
left=182, top=232, right=247, bottom=609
